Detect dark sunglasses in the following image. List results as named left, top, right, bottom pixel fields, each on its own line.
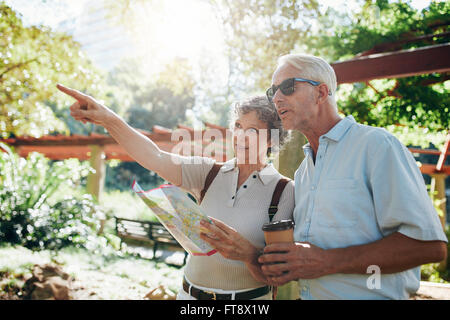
left=266, top=77, right=322, bottom=102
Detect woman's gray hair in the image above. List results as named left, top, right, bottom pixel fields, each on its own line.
left=229, top=96, right=288, bottom=156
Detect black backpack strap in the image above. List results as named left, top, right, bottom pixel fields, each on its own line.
left=199, top=163, right=223, bottom=204
left=268, top=177, right=291, bottom=222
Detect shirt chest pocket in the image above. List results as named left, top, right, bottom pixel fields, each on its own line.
left=316, top=178, right=358, bottom=228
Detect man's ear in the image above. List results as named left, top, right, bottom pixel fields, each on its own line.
left=317, top=83, right=330, bottom=104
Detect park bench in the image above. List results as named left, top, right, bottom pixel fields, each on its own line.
left=115, top=217, right=188, bottom=265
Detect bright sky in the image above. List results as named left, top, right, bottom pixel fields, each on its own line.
left=130, top=1, right=224, bottom=61
left=123, top=0, right=228, bottom=81
left=5, top=0, right=87, bottom=28
left=5, top=0, right=226, bottom=73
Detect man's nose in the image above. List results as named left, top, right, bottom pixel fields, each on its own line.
left=272, top=88, right=284, bottom=108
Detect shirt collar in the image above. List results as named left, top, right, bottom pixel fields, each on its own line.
left=220, top=158, right=279, bottom=185
left=220, top=158, right=237, bottom=173
left=322, top=115, right=355, bottom=142
left=302, top=143, right=313, bottom=157
left=302, top=115, right=356, bottom=156
left=257, top=163, right=280, bottom=185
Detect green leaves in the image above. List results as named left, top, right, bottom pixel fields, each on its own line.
left=336, top=74, right=449, bottom=148
left=212, top=0, right=321, bottom=96
left=0, top=142, right=104, bottom=250
left=0, top=3, right=107, bottom=139
left=305, top=1, right=450, bottom=147
left=107, top=57, right=196, bottom=131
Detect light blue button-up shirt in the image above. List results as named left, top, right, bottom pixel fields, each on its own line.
left=293, top=115, right=447, bottom=300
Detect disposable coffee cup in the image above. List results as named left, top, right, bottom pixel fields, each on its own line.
left=261, top=220, right=294, bottom=270
left=262, top=219, right=295, bottom=244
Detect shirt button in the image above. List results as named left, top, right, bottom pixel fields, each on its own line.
left=243, top=185, right=247, bottom=188
left=253, top=175, right=257, bottom=178
left=310, top=186, right=316, bottom=190
left=232, top=196, right=235, bottom=199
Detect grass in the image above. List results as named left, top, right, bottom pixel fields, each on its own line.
left=0, top=189, right=185, bottom=299
left=0, top=243, right=184, bottom=300
left=100, top=190, right=158, bottom=222
left=100, top=190, right=159, bottom=238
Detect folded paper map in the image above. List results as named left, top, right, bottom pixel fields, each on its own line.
left=132, top=181, right=217, bottom=256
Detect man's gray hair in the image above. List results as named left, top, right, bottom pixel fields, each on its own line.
left=278, top=53, right=338, bottom=102
left=229, top=96, right=288, bottom=156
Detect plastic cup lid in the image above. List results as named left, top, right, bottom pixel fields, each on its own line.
left=262, top=219, right=295, bottom=231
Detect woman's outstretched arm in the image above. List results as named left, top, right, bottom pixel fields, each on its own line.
left=56, top=84, right=182, bottom=185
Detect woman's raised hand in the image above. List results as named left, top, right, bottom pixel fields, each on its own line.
left=56, top=84, right=114, bottom=126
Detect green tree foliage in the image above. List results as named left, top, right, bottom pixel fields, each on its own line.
left=105, top=161, right=163, bottom=192
left=211, top=0, right=448, bottom=147
left=304, top=0, right=449, bottom=147
left=0, top=2, right=106, bottom=139
left=212, top=0, right=321, bottom=94
left=107, top=57, right=195, bottom=130
left=308, top=0, right=449, bottom=61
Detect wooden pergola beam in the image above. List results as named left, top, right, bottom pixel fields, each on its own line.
left=408, top=148, right=450, bottom=156
left=419, top=164, right=450, bottom=175
left=2, top=123, right=231, bottom=149
left=1, top=133, right=173, bottom=146
left=332, top=43, right=450, bottom=84
left=356, top=31, right=450, bottom=57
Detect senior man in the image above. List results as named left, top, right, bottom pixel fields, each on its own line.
left=258, top=53, right=448, bottom=299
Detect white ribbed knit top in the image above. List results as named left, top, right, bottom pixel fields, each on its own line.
left=178, top=156, right=295, bottom=290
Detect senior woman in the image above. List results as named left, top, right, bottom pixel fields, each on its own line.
left=56, top=84, right=294, bottom=300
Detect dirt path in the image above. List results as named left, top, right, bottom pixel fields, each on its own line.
left=410, top=282, right=450, bottom=300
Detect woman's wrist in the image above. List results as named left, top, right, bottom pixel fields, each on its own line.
left=103, top=109, right=124, bottom=131
left=244, top=247, right=263, bottom=265
left=244, top=254, right=270, bottom=284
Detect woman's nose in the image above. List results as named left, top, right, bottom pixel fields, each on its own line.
left=234, top=130, right=251, bottom=144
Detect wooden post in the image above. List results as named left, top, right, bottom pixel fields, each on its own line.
left=430, top=173, right=447, bottom=271
left=86, top=145, right=106, bottom=201
left=86, top=145, right=106, bottom=234
left=273, top=131, right=306, bottom=300
left=431, top=174, right=447, bottom=229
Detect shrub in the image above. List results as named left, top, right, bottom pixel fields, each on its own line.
left=0, top=142, right=106, bottom=251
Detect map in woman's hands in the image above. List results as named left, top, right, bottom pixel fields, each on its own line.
left=132, top=181, right=217, bottom=256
